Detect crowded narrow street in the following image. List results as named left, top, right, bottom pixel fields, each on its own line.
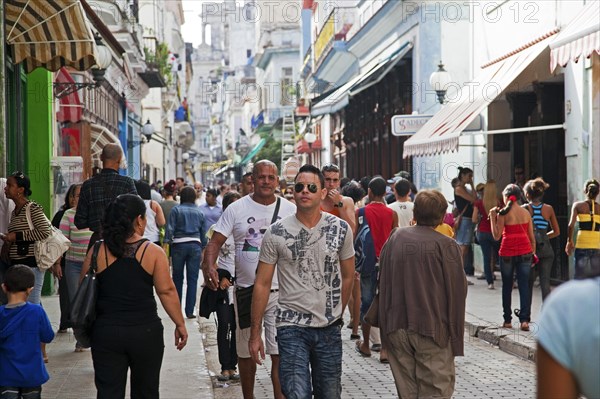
left=42, top=275, right=540, bottom=399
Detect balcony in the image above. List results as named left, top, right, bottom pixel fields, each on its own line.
left=312, top=7, right=358, bottom=85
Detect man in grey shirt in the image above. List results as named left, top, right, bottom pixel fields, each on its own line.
left=249, top=164, right=355, bottom=399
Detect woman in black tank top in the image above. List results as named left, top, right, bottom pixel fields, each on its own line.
left=80, top=194, right=188, bottom=398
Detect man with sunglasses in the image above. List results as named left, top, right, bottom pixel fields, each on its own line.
left=202, top=160, right=295, bottom=399
left=249, top=164, right=355, bottom=399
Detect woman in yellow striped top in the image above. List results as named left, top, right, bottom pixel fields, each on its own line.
left=566, top=179, right=600, bottom=279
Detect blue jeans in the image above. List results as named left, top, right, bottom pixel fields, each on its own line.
left=65, top=260, right=84, bottom=302
left=359, top=269, right=378, bottom=323
left=277, top=323, right=343, bottom=399
left=171, top=242, right=202, bottom=316
left=574, top=249, right=600, bottom=279
left=28, top=267, right=46, bottom=306
left=477, top=231, right=499, bottom=284
left=500, top=254, right=532, bottom=323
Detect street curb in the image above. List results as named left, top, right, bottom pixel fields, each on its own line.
left=465, top=315, right=537, bottom=363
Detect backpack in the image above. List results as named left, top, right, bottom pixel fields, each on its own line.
left=354, top=207, right=378, bottom=275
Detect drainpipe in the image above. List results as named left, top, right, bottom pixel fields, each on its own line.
left=0, top=4, right=6, bottom=176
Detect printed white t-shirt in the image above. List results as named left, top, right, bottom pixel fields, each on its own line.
left=388, top=200, right=414, bottom=228
left=213, top=195, right=296, bottom=289
left=260, top=213, right=355, bottom=328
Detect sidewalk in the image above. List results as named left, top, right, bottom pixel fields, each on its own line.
left=41, top=293, right=213, bottom=399
left=464, top=272, right=541, bottom=362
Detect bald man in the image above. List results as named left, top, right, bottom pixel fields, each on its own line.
left=75, top=143, right=137, bottom=249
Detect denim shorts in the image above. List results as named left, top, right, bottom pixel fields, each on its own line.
left=455, top=218, right=474, bottom=245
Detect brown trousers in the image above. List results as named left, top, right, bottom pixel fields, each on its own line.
left=387, top=329, right=455, bottom=399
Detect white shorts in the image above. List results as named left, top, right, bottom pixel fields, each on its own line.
left=233, top=290, right=279, bottom=358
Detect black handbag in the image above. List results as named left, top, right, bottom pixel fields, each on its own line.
left=70, top=240, right=101, bottom=348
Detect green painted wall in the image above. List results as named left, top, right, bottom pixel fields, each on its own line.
left=26, top=69, right=53, bottom=217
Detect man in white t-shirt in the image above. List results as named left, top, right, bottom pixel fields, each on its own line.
left=388, top=178, right=414, bottom=228
left=249, top=164, right=355, bottom=398
left=202, top=160, right=295, bottom=399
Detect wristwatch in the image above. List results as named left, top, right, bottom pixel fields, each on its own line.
left=335, top=201, right=343, bottom=208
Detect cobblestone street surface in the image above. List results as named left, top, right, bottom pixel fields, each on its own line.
left=201, top=310, right=536, bottom=399
left=41, top=270, right=541, bottom=398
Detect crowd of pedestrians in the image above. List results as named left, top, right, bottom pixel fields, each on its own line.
left=0, top=146, right=598, bottom=398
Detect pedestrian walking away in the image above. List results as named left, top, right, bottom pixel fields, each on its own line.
left=378, top=189, right=467, bottom=398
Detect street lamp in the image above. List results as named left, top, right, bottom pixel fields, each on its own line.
left=304, top=131, right=317, bottom=165
left=283, top=144, right=294, bottom=153
left=142, top=119, right=155, bottom=142
left=429, top=61, right=452, bottom=104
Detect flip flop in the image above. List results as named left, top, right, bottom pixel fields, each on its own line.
left=354, top=341, right=371, bottom=357
left=380, top=357, right=389, bottom=364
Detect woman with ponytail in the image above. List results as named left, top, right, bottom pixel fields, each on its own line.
left=80, top=194, right=188, bottom=397
left=566, top=179, right=600, bottom=279
left=490, top=184, right=536, bottom=332
left=523, top=178, right=560, bottom=302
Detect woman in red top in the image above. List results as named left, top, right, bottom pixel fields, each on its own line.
left=472, top=180, right=501, bottom=289
left=490, top=184, right=535, bottom=332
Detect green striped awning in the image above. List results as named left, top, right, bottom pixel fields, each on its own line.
left=240, top=138, right=267, bottom=166
left=5, top=0, right=98, bottom=72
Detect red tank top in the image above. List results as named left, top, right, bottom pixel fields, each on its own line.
left=364, top=203, right=394, bottom=257
left=499, top=223, right=532, bottom=256
left=321, top=205, right=341, bottom=217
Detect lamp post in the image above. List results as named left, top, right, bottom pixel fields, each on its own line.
left=142, top=119, right=155, bottom=142
left=304, top=131, right=317, bottom=165
left=429, top=61, right=452, bottom=105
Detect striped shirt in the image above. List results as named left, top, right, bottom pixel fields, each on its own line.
left=59, top=208, right=93, bottom=262
left=8, top=201, right=52, bottom=261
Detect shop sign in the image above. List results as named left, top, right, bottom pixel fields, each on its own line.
left=391, top=114, right=482, bottom=136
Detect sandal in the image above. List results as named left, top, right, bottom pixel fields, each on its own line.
left=350, top=334, right=360, bottom=340
left=354, top=341, right=371, bottom=357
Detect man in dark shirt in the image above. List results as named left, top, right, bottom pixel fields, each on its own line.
left=75, top=143, right=137, bottom=248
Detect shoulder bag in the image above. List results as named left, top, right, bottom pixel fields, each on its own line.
left=25, top=202, right=71, bottom=271
left=234, top=198, right=281, bottom=330
left=70, top=240, right=101, bottom=348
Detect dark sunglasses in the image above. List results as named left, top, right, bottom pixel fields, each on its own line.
left=294, top=183, right=318, bottom=193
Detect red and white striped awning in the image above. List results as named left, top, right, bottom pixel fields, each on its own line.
left=550, top=0, right=600, bottom=72
left=55, top=68, right=83, bottom=123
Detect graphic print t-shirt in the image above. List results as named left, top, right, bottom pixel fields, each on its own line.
left=213, top=195, right=296, bottom=289
left=259, top=213, right=355, bottom=328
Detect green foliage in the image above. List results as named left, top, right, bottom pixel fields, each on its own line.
left=255, top=132, right=282, bottom=171
left=144, top=42, right=172, bottom=86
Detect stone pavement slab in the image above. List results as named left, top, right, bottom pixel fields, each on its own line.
left=40, top=293, right=213, bottom=398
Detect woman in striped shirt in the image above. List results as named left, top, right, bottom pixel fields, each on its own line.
left=59, top=183, right=93, bottom=351
left=1, top=172, right=52, bottom=304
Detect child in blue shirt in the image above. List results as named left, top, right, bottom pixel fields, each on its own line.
left=0, top=265, right=54, bottom=399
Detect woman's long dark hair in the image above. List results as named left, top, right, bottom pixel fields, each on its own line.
left=102, top=194, right=146, bottom=258
left=62, top=184, right=81, bottom=210
left=498, top=184, right=523, bottom=216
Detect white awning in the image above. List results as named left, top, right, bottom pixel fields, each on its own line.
left=311, top=42, right=413, bottom=116
left=550, top=0, right=600, bottom=72
left=403, top=32, right=557, bottom=158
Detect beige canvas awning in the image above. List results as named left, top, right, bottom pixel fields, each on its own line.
left=5, top=0, right=98, bottom=72
left=403, top=31, right=558, bottom=158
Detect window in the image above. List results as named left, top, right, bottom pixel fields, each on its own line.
left=246, top=49, right=252, bottom=58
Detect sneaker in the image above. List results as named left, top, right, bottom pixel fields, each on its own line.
left=217, top=371, right=231, bottom=381
left=477, top=274, right=486, bottom=280
left=487, top=284, right=495, bottom=290
left=228, top=370, right=240, bottom=380
left=371, top=344, right=382, bottom=352
left=467, top=280, right=474, bottom=285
